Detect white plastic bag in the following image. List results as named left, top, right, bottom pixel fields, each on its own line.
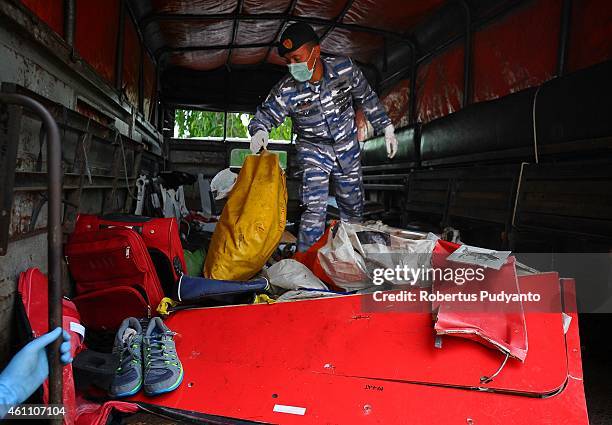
left=317, top=222, right=436, bottom=291
left=210, top=168, right=238, bottom=200
left=317, top=223, right=369, bottom=291
left=264, top=259, right=328, bottom=291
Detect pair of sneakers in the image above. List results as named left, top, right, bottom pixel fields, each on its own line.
left=109, top=317, right=183, bottom=398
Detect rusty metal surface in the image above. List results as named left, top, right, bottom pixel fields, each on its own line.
left=0, top=104, right=21, bottom=254
left=0, top=91, right=65, bottom=411
left=1, top=1, right=161, bottom=145
left=0, top=1, right=164, bottom=368
left=1, top=83, right=147, bottom=243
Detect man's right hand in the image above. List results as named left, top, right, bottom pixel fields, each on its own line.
left=250, top=130, right=269, bottom=154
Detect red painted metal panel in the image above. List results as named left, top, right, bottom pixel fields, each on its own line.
left=75, top=0, right=119, bottom=84
left=143, top=53, right=156, bottom=122
left=128, top=275, right=587, bottom=424
left=472, top=0, right=560, bottom=103
left=567, top=0, right=612, bottom=72
left=123, top=17, right=141, bottom=108
left=416, top=42, right=464, bottom=123
left=19, top=0, right=63, bottom=37
left=168, top=293, right=564, bottom=393
left=129, top=349, right=587, bottom=424
left=134, top=279, right=565, bottom=393
left=432, top=243, right=528, bottom=361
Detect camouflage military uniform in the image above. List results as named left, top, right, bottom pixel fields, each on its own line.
left=249, top=55, right=391, bottom=251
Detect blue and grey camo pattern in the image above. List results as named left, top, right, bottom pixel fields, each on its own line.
left=248, top=55, right=391, bottom=251
left=296, top=143, right=364, bottom=251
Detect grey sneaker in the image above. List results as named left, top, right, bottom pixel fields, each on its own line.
left=109, top=317, right=144, bottom=397
left=143, top=317, right=183, bottom=396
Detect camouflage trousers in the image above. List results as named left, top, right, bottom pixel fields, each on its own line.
left=297, top=143, right=364, bottom=252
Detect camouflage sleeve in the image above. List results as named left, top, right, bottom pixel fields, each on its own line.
left=349, top=59, right=392, bottom=134
left=248, top=83, right=290, bottom=136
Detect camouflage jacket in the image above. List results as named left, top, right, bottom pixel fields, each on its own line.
left=248, top=55, right=391, bottom=172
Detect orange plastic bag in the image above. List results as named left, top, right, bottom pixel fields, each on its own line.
left=293, top=222, right=340, bottom=291
left=204, top=150, right=287, bottom=280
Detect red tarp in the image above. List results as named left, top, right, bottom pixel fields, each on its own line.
left=416, top=42, right=464, bottom=123
left=568, top=0, right=612, bottom=72
left=472, top=0, right=560, bottom=103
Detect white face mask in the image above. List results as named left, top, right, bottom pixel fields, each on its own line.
left=287, top=47, right=316, bottom=82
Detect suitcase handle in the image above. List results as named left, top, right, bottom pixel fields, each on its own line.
left=101, top=213, right=152, bottom=223
left=99, top=223, right=143, bottom=234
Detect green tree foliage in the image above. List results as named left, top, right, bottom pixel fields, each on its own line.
left=175, top=110, right=293, bottom=141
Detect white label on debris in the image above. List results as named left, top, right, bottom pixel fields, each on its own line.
left=273, top=404, right=306, bottom=416
left=70, top=322, right=86, bottom=339
left=447, top=244, right=511, bottom=270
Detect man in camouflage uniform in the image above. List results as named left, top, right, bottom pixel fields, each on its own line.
left=248, top=23, right=398, bottom=252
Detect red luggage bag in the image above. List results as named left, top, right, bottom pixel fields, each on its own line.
left=73, top=214, right=186, bottom=295
left=66, top=226, right=165, bottom=330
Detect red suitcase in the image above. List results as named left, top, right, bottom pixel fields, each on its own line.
left=66, top=226, right=165, bottom=330
left=73, top=214, right=186, bottom=295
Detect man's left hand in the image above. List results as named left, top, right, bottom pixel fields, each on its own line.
left=384, top=125, right=398, bottom=159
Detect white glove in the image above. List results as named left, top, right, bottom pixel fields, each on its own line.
left=250, top=130, right=269, bottom=154
left=384, top=124, right=398, bottom=159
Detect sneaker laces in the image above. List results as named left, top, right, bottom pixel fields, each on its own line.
left=116, top=333, right=140, bottom=373
left=144, top=331, right=179, bottom=370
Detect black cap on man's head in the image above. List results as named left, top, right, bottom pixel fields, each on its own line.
left=277, top=23, right=319, bottom=57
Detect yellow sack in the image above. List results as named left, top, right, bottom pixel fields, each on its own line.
left=204, top=150, right=287, bottom=280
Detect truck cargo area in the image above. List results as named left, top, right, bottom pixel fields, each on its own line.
left=0, top=0, right=610, bottom=424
